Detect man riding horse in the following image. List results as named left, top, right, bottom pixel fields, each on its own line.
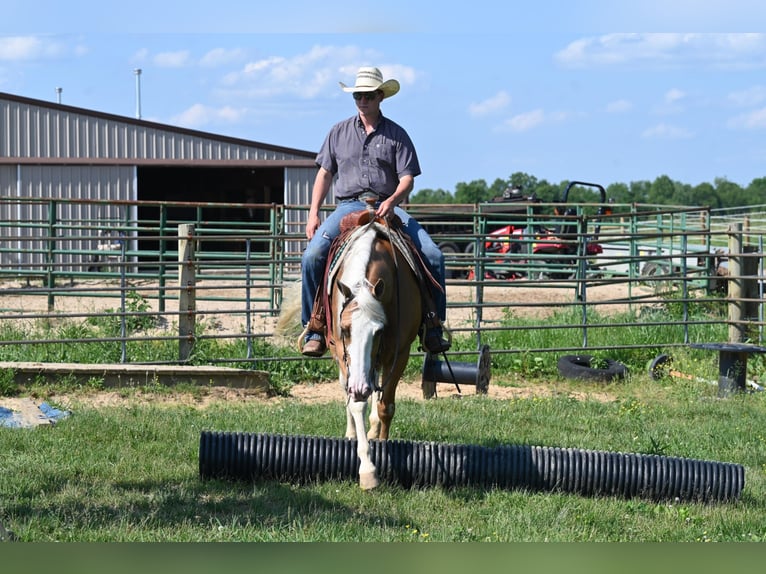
left=300, top=66, right=450, bottom=358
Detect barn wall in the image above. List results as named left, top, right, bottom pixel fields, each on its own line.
left=1, top=165, right=134, bottom=269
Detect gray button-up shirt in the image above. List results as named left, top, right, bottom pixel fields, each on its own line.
left=315, top=114, right=421, bottom=200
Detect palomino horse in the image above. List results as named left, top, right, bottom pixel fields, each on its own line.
left=321, top=211, right=424, bottom=489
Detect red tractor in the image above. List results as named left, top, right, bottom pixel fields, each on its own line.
left=473, top=181, right=609, bottom=280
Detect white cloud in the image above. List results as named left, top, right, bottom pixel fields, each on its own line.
left=654, top=88, right=687, bottom=115
left=665, top=88, right=686, bottom=103
left=727, top=107, right=766, bottom=129
left=504, top=109, right=545, bottom=132
left=606, top=99, right=632, bottom=113
left=171, top=103, right=247, bottom=128
left=555, top=33, right=766, bottom=69
left=219, top=45, right=415, bottom=99
left=496, top=108, right=573, bottom=132
left=131, top=48, right=150, bottom=63
left=153, top=50, right=192, bottom=68
left=0, top=35, right=65, bottom=60
left=727, top=85, right=766, bottom=107
left=200, top=47, right=245, bottom=67
left=641, top=123, right=694, bottom=139
left=468, top=91, right=511, bottom=117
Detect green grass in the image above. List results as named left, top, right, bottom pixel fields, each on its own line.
left=0, top=291, right=746, bottom=394
left=1, top=374, right=765, bottom=542
left=2, top=294, right=765, bottom=542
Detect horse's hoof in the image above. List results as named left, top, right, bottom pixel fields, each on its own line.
left=359, top=472, right=380, bottom=490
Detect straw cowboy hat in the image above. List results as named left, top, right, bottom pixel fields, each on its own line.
left=339, top=67, right=400, bottom=99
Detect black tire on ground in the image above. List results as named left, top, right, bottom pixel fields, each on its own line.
left=557, top=354, right=627, bottom=382
left=647, top=353, right=672, bottom=380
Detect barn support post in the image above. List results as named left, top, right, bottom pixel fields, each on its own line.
left=178, top=224, right=196, bottom=362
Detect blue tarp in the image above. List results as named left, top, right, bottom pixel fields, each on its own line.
left=0, top=405, right=22, bottom=428
left=0, top=401, right=70, bottom=428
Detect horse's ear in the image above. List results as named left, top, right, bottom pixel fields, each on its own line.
left=338, top=281, right=353, bottom=299
left=370, top=278, right=385, bottom=298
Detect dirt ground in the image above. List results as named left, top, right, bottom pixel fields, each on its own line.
left=2, top=278, right=650, bottom=411
left=0, top=276, right=655, bottom=336
left=41, top=372, right=617, bottom=414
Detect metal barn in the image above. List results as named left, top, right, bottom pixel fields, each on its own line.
left=0, top=91, right=319, bottom=271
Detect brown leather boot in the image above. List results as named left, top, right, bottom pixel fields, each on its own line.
left=303, top=293, right=328, bottom=357
left=302, top=332, right=327, bottom=357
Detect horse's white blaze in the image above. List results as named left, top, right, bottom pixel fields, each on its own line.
left=334, top=226, right=389, bottom=489
left=338, top=228, right=386, bottom=399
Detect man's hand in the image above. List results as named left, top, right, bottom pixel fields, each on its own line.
left=306, top=212, right=321, bottom=240
left=375, top=197, right=396, bottom=219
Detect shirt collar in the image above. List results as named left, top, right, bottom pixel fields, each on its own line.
left=355, top=112, right=385, bottom=130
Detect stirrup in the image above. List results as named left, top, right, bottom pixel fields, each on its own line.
left=423, top=328, right=451, bottom=354
left=301, top=332, right=327, bottom=357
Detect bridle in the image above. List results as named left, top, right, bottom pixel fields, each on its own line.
left=338, top=216, right=403, bottom=396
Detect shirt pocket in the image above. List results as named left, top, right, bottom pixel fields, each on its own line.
left=370, top=141, right=396, bottom=171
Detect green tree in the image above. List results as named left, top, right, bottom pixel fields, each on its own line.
left=628, top=180, right=651, bottom=203
left=647, top=175, right=677, bottom=205
left=532, top=179, right=563, bottom=202
left=508, top=172, right=540, bottom=193
left=409, top=188, right=454, bottom=204
left=606, top=182, right=631, bottom=204
left=454, top=179, right=492, bottom=203
left=745, top=177, right=766, bottom=205
left=691, top=182, right=720, bottom=209
left=488, top=178, right=510, bottom=200
left=714, top=177, right=744, bottom=209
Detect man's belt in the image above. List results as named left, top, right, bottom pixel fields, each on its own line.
left=350, top=189, right=380, bottom=202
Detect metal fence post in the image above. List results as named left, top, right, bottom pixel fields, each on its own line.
left=46, top=200, right=57, bottom=311
left=158, top=205, right=168, bottom=312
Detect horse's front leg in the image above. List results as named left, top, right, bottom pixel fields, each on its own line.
left=375, top=385, right=397, bottom=440
left=347, top=398, right=379, bottom=489
left=339, top=373, right=356, bottom=440
left=375, top=356, right=407, bottom=439
left=367, top=390, right=382, bottom=440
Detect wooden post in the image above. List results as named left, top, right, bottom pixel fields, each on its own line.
left=178, top=224, right=196, bottom=362
left=728, top=223, right=744, bottom=343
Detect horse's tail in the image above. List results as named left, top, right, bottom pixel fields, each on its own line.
left=274, top=280, right=307, bottom=349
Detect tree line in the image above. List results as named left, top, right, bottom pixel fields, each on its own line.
left=410, top=172, right=766, bottom=211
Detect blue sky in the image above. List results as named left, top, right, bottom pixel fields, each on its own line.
left=3, top=1, right=766, bottom=193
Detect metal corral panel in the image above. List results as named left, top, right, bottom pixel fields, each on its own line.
left=1, top=165, right=133, bottom=269
left=283, top=166, right=339, bottom=272
left=1, top=94, right=312, bottom=162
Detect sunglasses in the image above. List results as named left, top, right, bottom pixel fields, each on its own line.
left=353, top=92, right=379, bottom=101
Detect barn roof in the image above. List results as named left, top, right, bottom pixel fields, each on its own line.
left=0, top=91, right=317, bottom=168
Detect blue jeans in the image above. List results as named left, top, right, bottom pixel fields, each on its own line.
left=301, top=199, right=446, bottom=330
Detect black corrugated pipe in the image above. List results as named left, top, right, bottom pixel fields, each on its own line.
left=199, top=431, right=745, bottom=503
